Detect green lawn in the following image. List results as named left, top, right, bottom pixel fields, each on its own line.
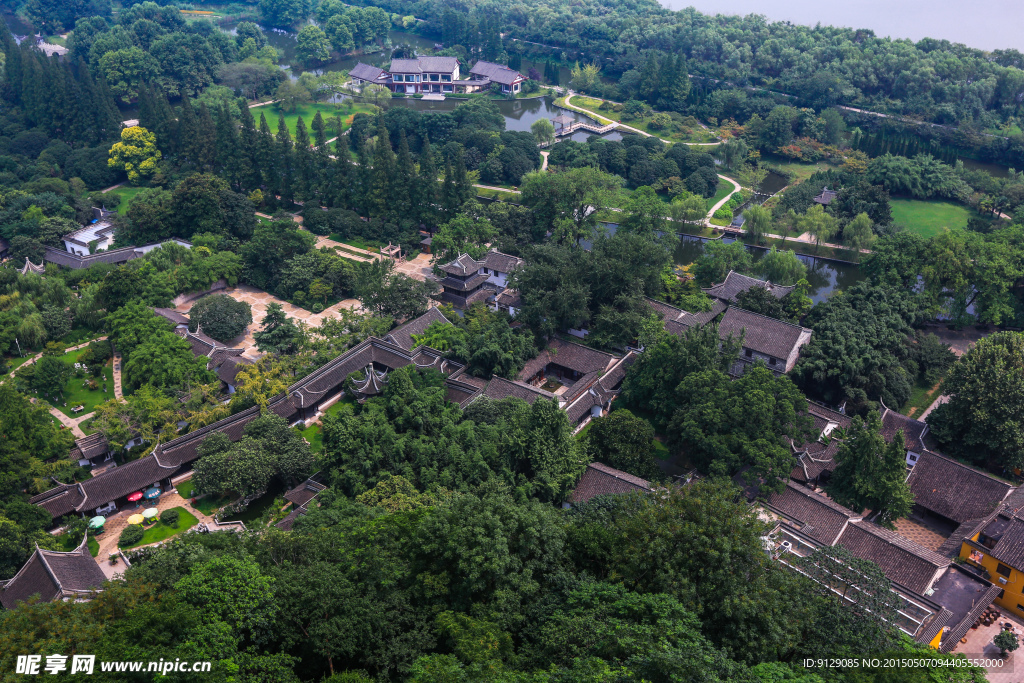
left=51, top=348, right=115, bottom=417
left=653, top=438, right=670, bottom=460
left=295, top=398, right=354, bottom=452
left=3, top=354, right=32, bottom=373
left=176, top=478, right=233, bottom=515
left=761, top=156, right=831, bottom=184
left=249, top=101, right=376, bottom=140
left=120, top=507, right=198, bottom=548
left=902, top=380, right=945, bottom=419
left=890, top=198, right=971, bottom=238
left=103, top=185, right=147, bottom=215
left=706, top=183, right=735, bottom=211
left=223, top=480, right=286, bottom=525
left=57, top=533, right=100, bottom=557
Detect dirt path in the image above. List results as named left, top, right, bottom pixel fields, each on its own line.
left=540, top=150, right=549, bottom=171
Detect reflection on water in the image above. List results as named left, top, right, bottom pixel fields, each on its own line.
left=758, top=170, right=789, bottom=195
left=392, top=95, right=620, bottom=140
left=671, top=233, right=864, bottom=304
left=613, top=229, right=863, bottom=304
left=959, top=157, right=1013, bottom=179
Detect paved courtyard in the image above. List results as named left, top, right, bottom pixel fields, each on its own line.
left=176, top=285, right=362, bottom=358
left=892, top=516, right=950, bottom=552
left=953, top=607, right=1024, bottom=682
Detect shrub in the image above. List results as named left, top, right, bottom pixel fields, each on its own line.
left=188, top=294, right=253, bottom=343
left=159, top=508, right=180, bottom=528
left=311, top=302, right=324, bottom=313
left=118, top=524, right=144, bottom=547
left=713, top=208, right=734, bottom=221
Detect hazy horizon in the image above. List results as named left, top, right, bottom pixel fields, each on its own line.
left=659, top=0, right=1024, bottom=52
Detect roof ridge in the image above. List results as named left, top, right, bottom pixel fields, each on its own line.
left=916, top=448, right=1015, bottom=486
left=724, top=305, right=809, bottom=330
left=848, top=519, right=950, bottom=566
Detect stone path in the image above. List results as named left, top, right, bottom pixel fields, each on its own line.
left=100, top=183, right=122, bottom=194
left=112, top=352, right=124, bottom=400
left=706, top=175, right=742, bottom=223
left=540, top=150, right=549, bottom=171
left=177, top=285, right=361, bottom=358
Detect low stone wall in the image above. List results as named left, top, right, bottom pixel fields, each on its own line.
left=172, top=279, right=227, bottom=307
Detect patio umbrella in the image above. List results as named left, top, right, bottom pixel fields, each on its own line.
left=127, top=514, right=145, bottom=525
left=144, top=487, right=161, bottom=499
left=127, top=491, right=143, bottom=502
left=88, top=516, right=105, bottom=529
left=142, top=508, right=159, bottom=520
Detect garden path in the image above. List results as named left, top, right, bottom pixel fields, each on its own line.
left=176, top=285, right=362, bottom=358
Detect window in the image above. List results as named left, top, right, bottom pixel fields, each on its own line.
left=998, top=562, right=1012, bottom=578
left=769, top=358, right=777, bottom=366
left=441, top=75, right=451, bottom=82
left=394, top=74, right=404, bottom=82
left=430, top=74, right=439, bottom=81
left=999, top=590, right=1005, bottom=599
left=442, top=84, right=453, bottom=92
left=745, top=349, right=753, bottom=357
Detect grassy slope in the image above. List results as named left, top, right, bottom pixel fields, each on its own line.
left=249, top=101, right=376, bottom=140
left=890, top=198, right=971, bottom=238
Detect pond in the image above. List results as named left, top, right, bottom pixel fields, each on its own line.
left=958, top=157, right=1013, bottom=179
left=757, top=170, right=789, bottom=196
left=591, top=224, right=864, bottom=304
left=391, top=95, right=621, bottom=142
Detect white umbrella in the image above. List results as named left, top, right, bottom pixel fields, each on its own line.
left=142, top=507, right=159, bottom=519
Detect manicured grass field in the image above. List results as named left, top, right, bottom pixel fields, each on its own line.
left=51, top=348, right=115, bottom=417
left=57, top=533, right=100, bottom=557
left=103, top=185, right=147, bottom=215
left=120, top=507, right=198, bottom=548
left=249, top=101, right=376, bottom=140
left=890, top=198, right=971, bottom=237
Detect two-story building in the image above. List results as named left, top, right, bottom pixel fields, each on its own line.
left=436, top=249, right=524, bottom=309
left=388, top=56, right=460, bottom=94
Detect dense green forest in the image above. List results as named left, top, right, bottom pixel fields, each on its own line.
left=0, top=0, right=1022, bottom=680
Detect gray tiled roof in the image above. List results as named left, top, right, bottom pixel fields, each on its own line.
left=880, top=407, right=928, bottom=453
left=701, top=270, right=795, bottom=303
left=482, top=376, right=556, bottom=404
left=438, top=253, right=484, bottom=276
left=569, top=462, right=652, bottom=504
left=153, top=307, right=189, bottom=326
left=481, top=249, right=524, bottom=274
left=518, top=338, right=616, bottom=380
left=386, top=306, right=451, bottom=351
left=0, top=537, right=105, bottom=609
left=350, top=62, right=387, bottom=81
left=984, top=515, right=1024, bottom=571
left=837, top=520, right=950, bottom=595
left=906, top=449, right=1013, bottom=524
left=469, top=60, right=524, bottom=85
left=390, top=56, right=459, bottom=73
left=43, top=245, right=142, bottom=269
left=649, top=297, right=727, bottom=334
left=73, top=433, right=110, bottom=460
left=718, top=307, right=810, bottom=361
left=765, top=482, right=859, bottom=545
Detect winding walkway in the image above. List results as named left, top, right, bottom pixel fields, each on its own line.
left=561, top=92, right=721, bottom=146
